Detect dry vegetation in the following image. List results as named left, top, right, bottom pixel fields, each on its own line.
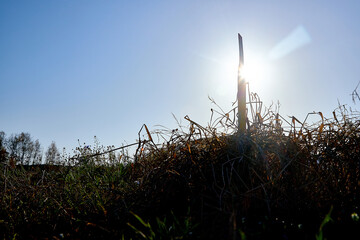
left=1, top=88, right=360, bottom=239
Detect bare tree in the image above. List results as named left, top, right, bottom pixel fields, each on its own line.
left=45, top=142, right=60, bottom=165
left=32, top=140, right=42, bottom=165
left=7, top=134, right=19, bottom=161
left=0, top=131, right=8, bottom=164
left=5, top=132, right=42, bottom=165
left=8, top=133, right=33, bottom=164
left=18, top=133, right=33, bottom=165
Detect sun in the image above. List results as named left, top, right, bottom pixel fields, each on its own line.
left=206, top=49, right=273, bottom=100
left=241, top=52, right=271, bottom=87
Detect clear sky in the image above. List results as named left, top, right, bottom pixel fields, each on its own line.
left=1, top=1, right=360, bottom=156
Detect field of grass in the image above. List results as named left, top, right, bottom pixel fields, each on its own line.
left=1, top=92, right=360, bottom=239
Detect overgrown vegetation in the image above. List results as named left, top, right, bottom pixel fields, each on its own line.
left=1, top=87, right=360, bottom=239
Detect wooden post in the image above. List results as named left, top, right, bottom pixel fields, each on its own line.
left=237, top=33, right=246, bottom=133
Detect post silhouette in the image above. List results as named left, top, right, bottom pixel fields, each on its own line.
left=237, top=33, right=246, bottom=133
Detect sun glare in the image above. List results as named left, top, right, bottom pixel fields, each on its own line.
left=241, top=53, right=271, bottom=86
left=209, top=50, right=273, bottom=99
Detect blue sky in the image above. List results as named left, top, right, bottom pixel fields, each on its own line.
left=1, top=1, right=360, bottom=156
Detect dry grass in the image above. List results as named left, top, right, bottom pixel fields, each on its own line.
left=1, top=86, right=360, bottom=239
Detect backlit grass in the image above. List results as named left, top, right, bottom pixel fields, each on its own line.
left=1, top=89, right=360, bottom=239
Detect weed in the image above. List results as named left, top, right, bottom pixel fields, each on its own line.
left=316, top=206, right=333, bottom=240
left=1, top=86, right=360, bottom=239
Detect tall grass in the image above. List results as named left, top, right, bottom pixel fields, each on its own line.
left=1, top=86, right=360, bottom=239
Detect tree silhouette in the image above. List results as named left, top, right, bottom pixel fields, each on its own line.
left=45, top=142, right=60, bottom=165
left=1, top=132, right=42, bottom=165
left=0, top=131, right=8, bottom=164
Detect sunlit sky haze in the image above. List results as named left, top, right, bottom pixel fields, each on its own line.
left=1, top=1, right=360, bottom=157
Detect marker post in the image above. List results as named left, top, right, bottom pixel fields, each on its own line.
left=237, top=34, right=246, bottom=133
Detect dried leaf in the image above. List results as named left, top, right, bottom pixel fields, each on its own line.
left=318, top=123, right=324, bottom=134
left=144, top=124, right=153, bottom=142
left=318, top=112, right=324, bottom=122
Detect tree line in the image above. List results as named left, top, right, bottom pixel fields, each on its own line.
left=0, top=131, right=61, bottom=165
